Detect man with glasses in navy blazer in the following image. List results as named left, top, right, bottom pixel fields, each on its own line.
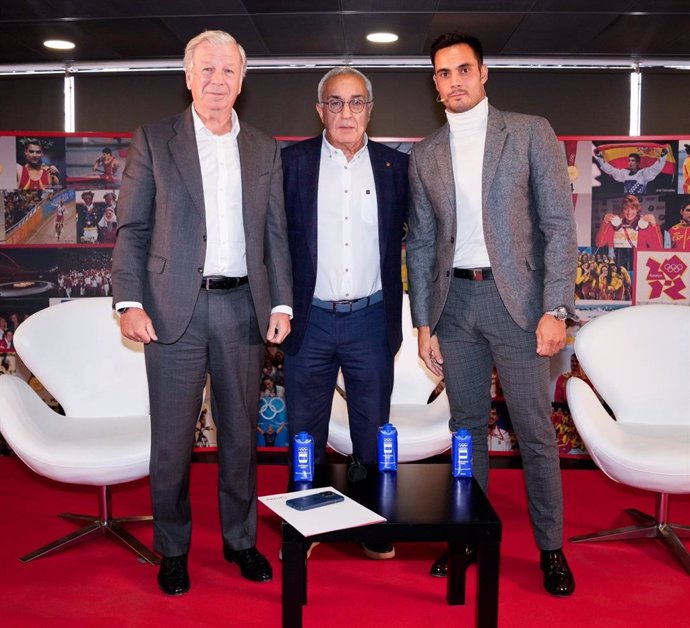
left=281, top=67, right=407, bottom=560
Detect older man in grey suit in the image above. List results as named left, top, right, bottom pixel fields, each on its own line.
left=407, top=32, right=577, bottom=596
left=111, top=30, right=292, bottom=596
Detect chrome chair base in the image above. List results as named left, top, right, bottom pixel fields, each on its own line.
left=569, top=493, right=690, bottom=574
left=19, top=485, right=160, bottom=565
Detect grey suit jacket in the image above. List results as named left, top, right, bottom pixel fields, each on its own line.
left=407, top=105, right=577, bottom=333
left=111, top=106, right=292, bottom=343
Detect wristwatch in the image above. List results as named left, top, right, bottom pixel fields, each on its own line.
left=544, top=305, right=570, bottom=321
left=116, top=307, right=130, bottom=314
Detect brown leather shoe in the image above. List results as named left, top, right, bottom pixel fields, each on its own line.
left=224, top=546, right=272, bottom=582
left=278, top=541, right=319, bottom=560
left=540, top=548, right=575, bottom=597
left=362, top=542, right=395, bottom=560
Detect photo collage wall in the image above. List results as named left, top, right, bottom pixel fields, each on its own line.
left=1, top=132, right=689, bottom=457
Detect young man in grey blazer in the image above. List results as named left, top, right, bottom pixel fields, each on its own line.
left=111, top=30, right=292, bottom=596
left=406, top=32, right=577, bottom=596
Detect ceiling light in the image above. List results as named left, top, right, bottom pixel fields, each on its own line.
left=366, top=33, right=398, bottom=44
left=44, top=40, right=75, bottom=50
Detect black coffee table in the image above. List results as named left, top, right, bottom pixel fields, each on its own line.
left=281, top=463, right=501, bottom=628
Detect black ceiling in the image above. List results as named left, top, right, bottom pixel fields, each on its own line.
left=1, top=1, right=690, bottom=68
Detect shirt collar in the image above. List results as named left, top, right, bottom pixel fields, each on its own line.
left=321, top=131, right=369, bottom=161
left=191, top=106, right=240, bottom=139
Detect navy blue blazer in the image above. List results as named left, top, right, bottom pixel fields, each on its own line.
left=281, top=135, right=408, bottom=356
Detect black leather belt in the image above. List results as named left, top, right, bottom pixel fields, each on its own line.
left=312, top=290, right=384, bottom=313
left=453, top=267, right=493, bottom=281
left=201, top=276, right=248, bottom=290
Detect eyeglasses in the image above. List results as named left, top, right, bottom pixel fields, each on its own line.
left=319, top=98, right=371, bottom=114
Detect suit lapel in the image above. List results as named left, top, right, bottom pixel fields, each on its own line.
left=169, top=108, right=205, bottom=221
left=237, top=126, right=259, bottom=244
left=431, top=126, right=455, bottom=216
left=299, top=138, right=321, bottom=272
left=482, top=106, right=508, bottom=208
left=369, top=141, right=392, bottom=256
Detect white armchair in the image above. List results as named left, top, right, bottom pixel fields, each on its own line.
left=327, top=293, right=452, bottom=462
left=566, top=304, right=690, bottom=573
left=0, top=297, right=158, bottom=564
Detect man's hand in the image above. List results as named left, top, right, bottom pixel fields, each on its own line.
left=535, top=314, right=566, bottom=357
left=119, top=308, right=158, bottom=344
left=417, top=325, right=444, bottom=376
left=267, top=313, right=290, bottom=344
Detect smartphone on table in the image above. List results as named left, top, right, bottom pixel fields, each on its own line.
left=285, top=490, right=344, bottom=511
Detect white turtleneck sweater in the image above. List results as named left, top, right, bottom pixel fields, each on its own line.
left=447, top=97, right=491, bottom=268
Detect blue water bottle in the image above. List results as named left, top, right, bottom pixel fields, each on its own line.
left=293, top=431, right=314, bottom=482
left=377, top=423, right=398, bottom=472
left=451, top=428, right=473, bottom=478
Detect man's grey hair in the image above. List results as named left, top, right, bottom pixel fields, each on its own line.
left=184, top=30, right=247, bottom=78
left=317, top=67, right=373, bottom=102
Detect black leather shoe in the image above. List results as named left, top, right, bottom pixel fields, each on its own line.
left=540, top=548, right=575, bottom=597
left=224, top=546, right=272, bottom=582
left=362, top=542, right=395, bottom=560
left=429, top=545, right=477, bottom=578
left=158, top=554, right=190, bottom=596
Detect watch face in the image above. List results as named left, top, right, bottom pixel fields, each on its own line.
left=555, top=306, right=568, bottom=320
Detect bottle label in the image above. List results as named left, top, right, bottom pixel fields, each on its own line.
left=452, top=435, right=472, bottom=478
left=293, top=438, right=314, bottom=481
left=378, top=433, right=397, bottom=471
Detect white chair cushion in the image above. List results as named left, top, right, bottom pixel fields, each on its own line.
left=0, top=376, right=150, bottom=485
left=0, top=297, right=151, bottom=488
left=13, top=297, right=149, bottom=418
left=566, top=304, right=690, bottom=496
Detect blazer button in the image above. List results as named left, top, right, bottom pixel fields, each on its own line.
left=446, top=270, right=450, bottom=277
left=450, top=237, right=455, bottom=244
left=198, top=267, right=203, bottom=274
left=203, top=235, right=207, bottom=242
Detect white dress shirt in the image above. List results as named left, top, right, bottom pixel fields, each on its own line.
left=193, top=106, right=246, bottom=277
left=314, top=133, right=381, bottom=301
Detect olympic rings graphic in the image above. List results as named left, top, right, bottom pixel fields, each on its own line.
left=662, top=263, right=686, bottom=274
left=259, top=396, right=286, bottom=420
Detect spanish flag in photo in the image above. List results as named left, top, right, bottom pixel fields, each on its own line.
left=597, top=142, right=676, bottom=176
